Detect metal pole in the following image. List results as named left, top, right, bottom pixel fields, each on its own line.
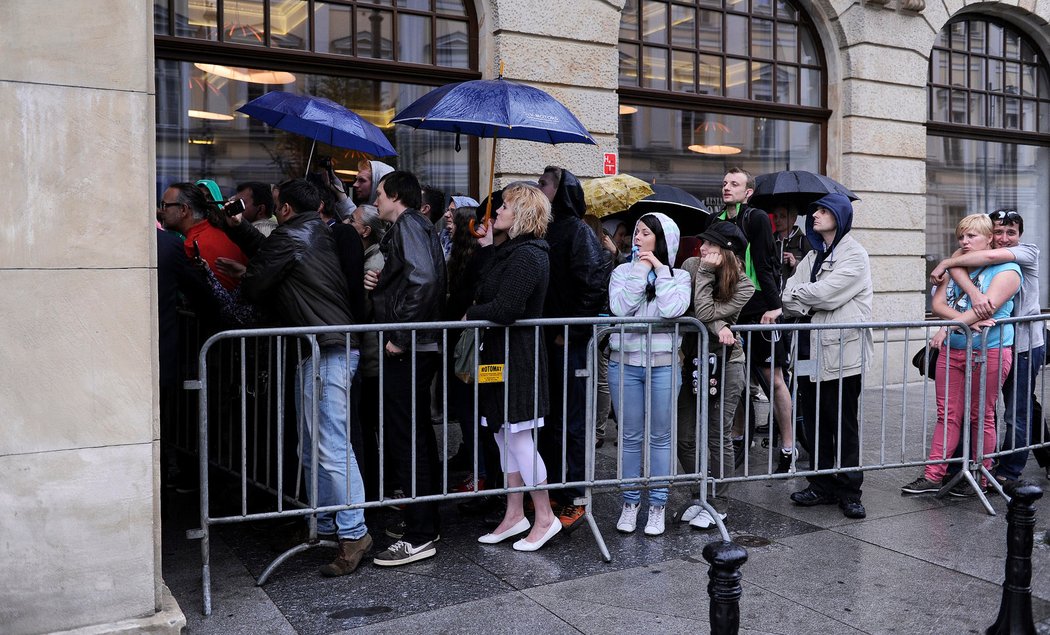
left=987, top=483, right=1043, bottom=635
left=703, top=539, right=748, bottom=635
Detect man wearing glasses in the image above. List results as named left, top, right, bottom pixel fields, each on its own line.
left=930, top=209, right=1045, bottom=489
left=157, top=182, right=247, bottom=290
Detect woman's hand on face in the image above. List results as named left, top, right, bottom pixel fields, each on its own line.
left=701, top=251, right=723, bottom=268
left=717, top=326, right=736, bottom=346
left=636, top=251, right=663, bottom=270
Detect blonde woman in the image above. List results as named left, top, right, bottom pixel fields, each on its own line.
left=466, top=183, right=560, bottom=551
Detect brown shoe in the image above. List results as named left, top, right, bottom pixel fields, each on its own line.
left=319, top=533, right=373, bottom=577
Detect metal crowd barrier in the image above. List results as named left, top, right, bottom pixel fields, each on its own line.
left=179, top=313, right=1050, bottom=615
left=185, top=316, right=715, bottom=615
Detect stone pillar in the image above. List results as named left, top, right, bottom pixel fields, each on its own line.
left=482, top=0, right=623, bottom=187
left=0, top=2, right=183, bottom=633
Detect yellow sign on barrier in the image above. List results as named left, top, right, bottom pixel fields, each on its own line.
left=478, top=364, right=504, bottom=383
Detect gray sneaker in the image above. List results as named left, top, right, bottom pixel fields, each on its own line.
left=901, top=476, right=941, bottom=495
left=373, top=539, right=437, bottom=567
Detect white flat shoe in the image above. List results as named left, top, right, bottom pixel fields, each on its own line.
left=512, top=518, right=562, bottom=552
left=478, top=517, right=530, bottom=544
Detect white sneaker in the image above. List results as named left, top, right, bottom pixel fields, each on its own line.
left=680, top=502, right=703, bottom=523
left=688, top=508, right=727, bottom=530
left=644, top=505, right=666, bottom=536
left=616, top=502, right=640, bottom=533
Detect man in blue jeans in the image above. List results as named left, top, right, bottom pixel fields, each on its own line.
left=931, top=209, right=1044, bottom=491
left=224, top=178, right=371, bottom=577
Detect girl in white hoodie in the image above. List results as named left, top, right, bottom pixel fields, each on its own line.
left=608, top=212, right=692, bottom=536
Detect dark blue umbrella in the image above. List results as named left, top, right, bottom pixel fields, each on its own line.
left=237, top=91, right=396, bottom=173
left=391, top=78, right=596, bottom=144
left=392, top=76, right=595, bottom=234
left=605, top=184, right=711, bottom=238
left=749, top=170, right=859, bottom=212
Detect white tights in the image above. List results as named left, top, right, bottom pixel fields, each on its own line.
left=493, top=426, right=547, bottom=487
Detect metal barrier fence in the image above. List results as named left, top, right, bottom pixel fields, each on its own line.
left=176, top=313, right=1050, bottom=615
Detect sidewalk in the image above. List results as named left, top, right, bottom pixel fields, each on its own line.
left=163, top=386, right=1050, bottom=634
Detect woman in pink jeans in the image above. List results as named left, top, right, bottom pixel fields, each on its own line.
left=902, top=214, right=1021, bottom=495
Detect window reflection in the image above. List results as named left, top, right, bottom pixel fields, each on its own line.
left=155, top=60, right=471, bottom=207
left=618, top=105, right=821, bottom=211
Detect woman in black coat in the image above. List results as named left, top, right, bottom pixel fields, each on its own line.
left=465, top=183, right=559, bottom=551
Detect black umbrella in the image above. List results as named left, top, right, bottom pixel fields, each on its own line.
left=748, top=170, right=859, bottom=212
left=604, top=184, right=712, bottom=236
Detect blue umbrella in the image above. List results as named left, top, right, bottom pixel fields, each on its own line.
left=392, top=78, right=596, bottom=144
left=237, top=91, right=396, bottom=173
left=392, top=73, right=595, bottom=234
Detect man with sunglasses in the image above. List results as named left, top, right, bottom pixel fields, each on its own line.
left=930, top=209, right=1045, bottom=490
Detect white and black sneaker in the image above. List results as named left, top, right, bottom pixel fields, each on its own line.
left=373, top=539, right=437, bottom=567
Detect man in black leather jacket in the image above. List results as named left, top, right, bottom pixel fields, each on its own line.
left=223, top=178, right=372, bottom=578
left=366, top=171, right=448, bottom=567
left=536, top=166, right=608, bottom=528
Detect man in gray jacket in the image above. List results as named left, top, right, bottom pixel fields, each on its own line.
left=781, top=193, right=873, bottom=520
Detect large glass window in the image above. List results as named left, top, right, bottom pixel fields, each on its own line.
left=154, top=0, right=478, bottom=200
left=926, top=17, right=1050, bottom=304
left=618, top=0, right=827, bottom=204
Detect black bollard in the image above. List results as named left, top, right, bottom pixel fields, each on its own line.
left=703, top=540, right=748, bottom=635
left=987, top=482, right=1043, bottom=635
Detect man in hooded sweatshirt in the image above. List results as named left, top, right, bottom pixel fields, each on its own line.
left=353, top=160, right=396, bottom=207
left=536, top=165, right=608, bottom=528
left=781, top=192, right=873, bottom=520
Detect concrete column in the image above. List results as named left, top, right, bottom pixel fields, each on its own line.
left=0, top=2, right=183, bottom=633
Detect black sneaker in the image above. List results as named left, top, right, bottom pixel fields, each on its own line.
left=774, top=447, right=797, bottom=474
left=901, top=476, right=941, bottom=495
left=384, top=520, right=406, bottom=540
left=839, top=499, right=866, bottom=519
left=789, top=487, right=837, bottom=506
left=373, top=539, right=437, bottom=567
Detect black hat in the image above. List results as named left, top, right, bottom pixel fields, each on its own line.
left=697, top=221, right=748, bottom=255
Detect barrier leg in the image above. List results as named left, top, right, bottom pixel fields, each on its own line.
left=703, top=539, right=748, bottom=635
left=987, top=483, right=1043, bottom=635
left=582, top=488, right=612, bottom=563
left=257, top=538, right=338, bottom=586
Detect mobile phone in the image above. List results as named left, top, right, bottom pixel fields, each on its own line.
left=192, top=240, right=203, bottom=264
left=225, top=198, right=246, bottom=217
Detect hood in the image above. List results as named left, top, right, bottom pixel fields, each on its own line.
left=551, top=169, right=587, bottom=218
left=634, top=212, right=681, bottom=266
left=805, top=192, right=854, bottom=253
left=196, top=179, right=223, bottom=203
left=367, top=161, right=396, bottom=205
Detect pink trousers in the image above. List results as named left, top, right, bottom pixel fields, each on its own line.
left=925, top=346, right=1011, bottom=482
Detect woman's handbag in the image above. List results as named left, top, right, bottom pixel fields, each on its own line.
left=911, top=346, right=940, bottom=380
left=454, top=329, right=476, bottom=384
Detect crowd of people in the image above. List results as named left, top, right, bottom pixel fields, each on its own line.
left=157, top=161, right=1047, bottom=579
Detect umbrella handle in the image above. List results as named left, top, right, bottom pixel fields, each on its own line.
left=469, top=131, right=499, bottom=238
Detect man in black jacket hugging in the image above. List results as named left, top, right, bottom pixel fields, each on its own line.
left=224, top=178, right=371, bottom=578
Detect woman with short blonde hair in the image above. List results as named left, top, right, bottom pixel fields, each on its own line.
left=500, top=183, right=551, bottom=240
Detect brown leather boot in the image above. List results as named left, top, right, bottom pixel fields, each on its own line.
left=319, top=533, right=373, bottom=577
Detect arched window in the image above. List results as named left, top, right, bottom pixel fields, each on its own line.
left=617, top=0, right=829, bottom=208
left=153, top=0, right=479, bottom=199
left=925, top=17, right=1050, bottom=303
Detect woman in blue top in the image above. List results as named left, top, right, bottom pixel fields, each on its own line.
left=902, top=214, right=1021, bottom=494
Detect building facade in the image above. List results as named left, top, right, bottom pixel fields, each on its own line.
left=1, top=0, right=1048, bottom=632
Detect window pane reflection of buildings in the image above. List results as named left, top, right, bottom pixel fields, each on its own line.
left=618, top=106, right=820, bottom=210
left=925, top=137, right=1050, bottom=304
left=155, top=60, right=470, bottom=203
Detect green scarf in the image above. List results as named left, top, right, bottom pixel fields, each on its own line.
left=719, top=204, right=760, bottom=291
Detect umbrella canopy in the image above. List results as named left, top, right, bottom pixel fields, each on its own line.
left=237, top=91, right=397, bottom=159
left=748, top=170, right=858, bottom=212
left=392, top=78, right=596, bottom=145
left=583, top=175, right=654, bottom=217
left=604, top=184, right=711, bottom=237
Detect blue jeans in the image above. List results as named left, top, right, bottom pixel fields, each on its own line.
left=296, top=346, right=367, bottom=539
left=996, top=345, right=1045, bottom=481
left=609, top=361, right=675, bottom=505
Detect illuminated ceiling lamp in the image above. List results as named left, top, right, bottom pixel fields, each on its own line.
left=188, top=109, right=234, bottom=121
left=194, top=63, right=296, bottom=85
left=688, top=121, right=741, bottom=155
left=619, top=104, right=638, bottom=115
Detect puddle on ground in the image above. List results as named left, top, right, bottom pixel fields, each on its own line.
left=732, top=534, right=772, bottom=548
left=329, top=606, right=393, bottom=619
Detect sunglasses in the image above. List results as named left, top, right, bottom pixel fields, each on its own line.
left=988, top=209, right=1021, bottom=222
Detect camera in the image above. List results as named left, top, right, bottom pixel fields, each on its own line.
left=225, top=197, right=246, bottom=217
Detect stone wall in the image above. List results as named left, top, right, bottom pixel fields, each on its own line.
left=0, top=1, right=182, bottom=633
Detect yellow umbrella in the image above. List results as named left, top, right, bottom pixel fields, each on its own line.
left=583, top=174, right=654, bottom=218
